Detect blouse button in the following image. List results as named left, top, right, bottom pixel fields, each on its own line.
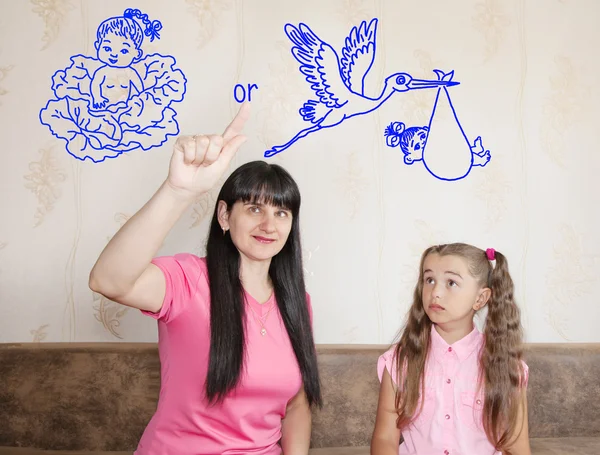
left=476, top=399, right=482, bottom=405
left=448, top=347, right=453, bottom=352
left=444, top=451, right=450, bottom=455
left=445, top=414, right=450, bottom=420
left=446, top=378, right=451, bottom=384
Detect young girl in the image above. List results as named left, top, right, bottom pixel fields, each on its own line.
left=371, top=243, right=530, bottom=455
left=89, top=103, right=321, bottom=454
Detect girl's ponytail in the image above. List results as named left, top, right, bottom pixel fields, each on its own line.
left=480, top=249, right=527, bottom=451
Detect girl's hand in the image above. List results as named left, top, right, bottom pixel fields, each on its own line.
left=166, top=102, right=250, bottom=198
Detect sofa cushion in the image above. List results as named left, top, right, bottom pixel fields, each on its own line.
left=2, top=438, right=600, bottom=455
left=0, top=343, right=159, bottom=450
left=1, top=343, right=599, bottom=451
left=311, top=346, right=380, bottom=448
left=311, top=344, right=600, bottom=447
left=0, top=450, right=370, bottom=455
left=530, top=437, right=600, bottom=454
left=0, top=450, right=131, bottom=455
left=309, top=448, right=369, bottom=455
left=309, top=439, right=600, bottom=455
left=524, top=344, right=600, bottom=438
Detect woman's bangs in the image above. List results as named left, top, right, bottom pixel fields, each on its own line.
left=236, top=170, right=299, bottom=212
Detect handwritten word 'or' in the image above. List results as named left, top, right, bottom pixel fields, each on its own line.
left=233, top=83, right=258, bottom=103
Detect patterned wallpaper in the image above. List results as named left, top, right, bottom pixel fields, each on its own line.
left=0, top=0, right=598, bottom=344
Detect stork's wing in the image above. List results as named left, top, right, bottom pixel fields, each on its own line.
left=285, top=22, right=349, bottom=108
left=340, top=18, right=378, bottom=96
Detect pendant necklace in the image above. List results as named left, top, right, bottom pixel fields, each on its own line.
left=247, top=302, right=275, bottom=336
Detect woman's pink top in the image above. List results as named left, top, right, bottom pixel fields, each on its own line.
left=378, top=325, right=529, bottom=455
left=134, top=253, right=312, bottom=455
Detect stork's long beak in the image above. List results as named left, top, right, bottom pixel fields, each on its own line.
left=407, top=79, right=460, bottom=90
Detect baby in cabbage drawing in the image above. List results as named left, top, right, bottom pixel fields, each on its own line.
left=91, top=10, right=148, bottom=110
left=39, top=8, right=187, bottom=163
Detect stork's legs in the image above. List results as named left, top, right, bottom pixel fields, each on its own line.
left=264, top=123, right=323, bottom=157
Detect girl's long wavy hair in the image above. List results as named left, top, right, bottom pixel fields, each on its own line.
left=392, top=243, right=526, bottom=451
left=204, top=161, right=322, bottom=409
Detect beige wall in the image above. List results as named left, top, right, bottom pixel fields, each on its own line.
left=0, top=0, right=598, bottom=344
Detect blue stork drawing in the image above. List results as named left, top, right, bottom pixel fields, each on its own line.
left=264, top=18, right=459, bottom=157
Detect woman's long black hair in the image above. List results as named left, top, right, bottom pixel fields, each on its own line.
left=205, top=160, right=322, bottom=408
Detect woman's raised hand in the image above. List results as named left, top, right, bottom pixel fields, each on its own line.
left=167, top=102, right=250, bottom=198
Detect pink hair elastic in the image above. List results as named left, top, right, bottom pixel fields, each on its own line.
left=486, top=248, right=496, bottom=261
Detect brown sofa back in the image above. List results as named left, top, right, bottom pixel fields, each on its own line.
left=1, top=343, right=599, bottom=450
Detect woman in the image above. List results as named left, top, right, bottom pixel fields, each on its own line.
left=89, top=103, right=322, bottom=455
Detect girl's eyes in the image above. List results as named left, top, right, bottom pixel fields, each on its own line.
left=103, top=46, right=111, bottom=52
left=120, top=49, right=129, bottom=55
left=424, top=277, right=458, bottom=287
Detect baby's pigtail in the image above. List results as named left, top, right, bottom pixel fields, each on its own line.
left=124, top=8, right=162, bottom=41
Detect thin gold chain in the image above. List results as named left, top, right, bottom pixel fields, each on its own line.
left=247, top=302, right=275, bottom=336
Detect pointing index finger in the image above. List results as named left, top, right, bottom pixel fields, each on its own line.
left=223, top=101, right=251, bottom=142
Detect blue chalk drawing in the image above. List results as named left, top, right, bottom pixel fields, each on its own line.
left=264, top=18, right=457, bottom=158
left=384, top=70, right=491, bottom=181
left=233, top=83, right=259, bottom=103
left=39, top=8, right=187, bottom=163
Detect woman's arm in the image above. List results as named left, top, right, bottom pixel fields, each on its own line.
left=89, top=103, right=250, bottom=312
left=371, top=368, right=401, bottom=455
left=88, top=181, right=194, bottom=312
left=280, top=387, right=312, bottom=455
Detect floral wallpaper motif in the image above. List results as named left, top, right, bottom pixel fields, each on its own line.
left=186, top=0, right=232, bottom=49
left=31, top=324, right=50, bottom=342
left=336, top=0, right=373, bottom=29
left=472, top=0, right=511, bottom=61
left=0, top=0, right=598, bottom=343
left=23, top=145, right=67, bottom=227
left=540, top=56, right=590, bottom=168
left=190, top=174, right=227, bottom=229
left=400, top=50, right=447, bottom=125
left=0, top=64, right=14, bottom=105
left=335, top=152, right=370, bottom=221
left=0, top=242, right=6, bottom=276
left=474, top=161, right=512, bottom=231
left=93, top=293, right=129, bottom=339
left=258, top=41, right=307, bottom=154
left=30, top=0, right=74, bottom=50
left=544, top=224, right=598, bottom=341
left=400, top=220, right=448, bottom=290
left=93, top=213, right=131, bottom=339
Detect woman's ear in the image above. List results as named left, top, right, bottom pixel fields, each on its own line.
left=217, top=201, right=229, bottom=230
left=473, top=287, right=491, bottom=311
